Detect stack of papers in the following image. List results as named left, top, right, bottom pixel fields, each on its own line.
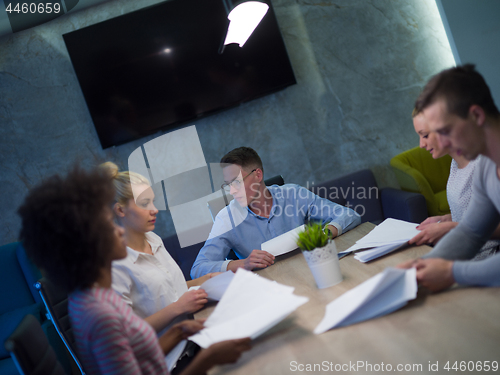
left=261, top=224, right=305, bottom=256
left=314, top=267, right=417, bottom=333
left=189, top=268, right=308, bottom=348
left=189, top=271, right=235, bottom=301
left=338, top=218, right=420, bottom=262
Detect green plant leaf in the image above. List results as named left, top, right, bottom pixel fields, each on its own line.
left=296, top=222, right=329, bottom=251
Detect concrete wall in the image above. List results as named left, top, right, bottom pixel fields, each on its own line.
left=0, top=0, right=455, bottom=244
left=436, top=0, right=500, bottom=105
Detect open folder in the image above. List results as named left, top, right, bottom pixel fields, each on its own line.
left=314, top=267, right=417, bottom=334
left=338, top=218, right=420, bottom=262
left=189, top=269, right=308, bottom=348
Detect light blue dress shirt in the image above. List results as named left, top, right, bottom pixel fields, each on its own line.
left=190, top=184, right=361, bottom=278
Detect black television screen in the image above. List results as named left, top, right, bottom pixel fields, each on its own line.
left=63, top=0, right=296, bottom=148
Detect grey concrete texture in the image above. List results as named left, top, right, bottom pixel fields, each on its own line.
left=0, top=0, right=455, bottom=245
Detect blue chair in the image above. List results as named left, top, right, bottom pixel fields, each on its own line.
left=36, top=278, right=86, bottom=375
left=0, top=243, right=72, bottom=375
left=309, top=169, right=427, bottom=225
left=4, top=314, right=66, bottom=375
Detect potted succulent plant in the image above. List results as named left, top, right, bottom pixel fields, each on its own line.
left=297, top=222, right=343, bottom=289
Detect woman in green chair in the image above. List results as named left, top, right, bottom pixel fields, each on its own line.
left=409, top=111, right=500, bottom=259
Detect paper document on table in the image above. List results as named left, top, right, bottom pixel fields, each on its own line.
left=261, top=224, right=305, bottom=256
left=189, top=271, right=234, bottom=301
left=189, top=268, right=308, bottom=348
left=314, top=267, right=417, bottom=334
left=353, top=241, right=409, bottom=263
left=338, top=218, right=419, bottom=260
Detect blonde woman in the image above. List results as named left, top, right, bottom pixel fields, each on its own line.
left=409, top=112, right=500, bottom=260
left=102, top=162, right=219, bottom=373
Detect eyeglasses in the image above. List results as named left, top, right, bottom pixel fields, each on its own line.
left=221, top=169, right=256, bottom=192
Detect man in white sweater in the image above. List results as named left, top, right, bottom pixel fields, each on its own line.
left=400, top=64, right=500, bottom=291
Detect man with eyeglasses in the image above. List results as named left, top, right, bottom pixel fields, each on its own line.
left=190, top=147, right=361, bottom=278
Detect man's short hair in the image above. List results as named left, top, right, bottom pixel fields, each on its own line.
left=220, top=147, right=264, bottom=173
left=18, top=166, right=116, bottom=294
left=414, top=64, right=500, bottom=119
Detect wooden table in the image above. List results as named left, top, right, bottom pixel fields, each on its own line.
left=196, top=223, right=500, bottom=374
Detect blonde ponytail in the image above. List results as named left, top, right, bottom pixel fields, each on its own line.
left=100, top=162, right=150, bottom=206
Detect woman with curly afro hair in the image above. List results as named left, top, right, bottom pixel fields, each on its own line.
left=18, top=166, right=250, bottom=375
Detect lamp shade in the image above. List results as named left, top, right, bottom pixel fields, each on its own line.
left=223, top=1, right=269, bottom=47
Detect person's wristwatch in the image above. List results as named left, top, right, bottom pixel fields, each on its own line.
left=324, top=226, right=334, bottom=239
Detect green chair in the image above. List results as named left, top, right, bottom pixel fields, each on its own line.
left=390, top=146, right=452, bottom=217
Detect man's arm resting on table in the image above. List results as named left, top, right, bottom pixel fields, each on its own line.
left=301, top=185, right=361, bottom=235
left=190, top=239, right=231, bottom=279
left=325, top=224, right=339, bottom=238
left=228, top=224, right=338, bottom=272
left=227, top=223, right=339, bottom=272
left=227, top=250, right=275, bottom=272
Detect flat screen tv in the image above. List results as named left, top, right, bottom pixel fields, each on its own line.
left=63, top=0, right=296, bottom=148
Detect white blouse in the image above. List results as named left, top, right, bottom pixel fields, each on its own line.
left=447, top=156, right=500, bottom=260
left=111, top=231, right=188, bottom=370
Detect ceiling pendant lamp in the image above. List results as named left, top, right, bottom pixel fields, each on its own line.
left=219, top=1, right=269, bottom=53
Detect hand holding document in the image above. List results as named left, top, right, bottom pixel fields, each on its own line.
left=189, top=271, right=235, bottom=301
left=338, top=218, right=420, bottom=262
left=261, top=224, right=305, bottom=256
left=314, top=267, right=417, bottom=334
left=189, top=268, right=308, bottom=348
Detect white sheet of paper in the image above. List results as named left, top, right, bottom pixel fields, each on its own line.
left=339, top=218, right=419, bottom=256
left=261, top=224, right=305, bottom=256
left=261, top=225, right=305, bottom=256
left=202, top=269, right=295, bottom=327
left=353, top=240, right=409, bottom=263
left=189, top=269, right=308, bottom=348
left=314, top=267, right=417, bottom=334
left=189, top=271, right=234, bottom=301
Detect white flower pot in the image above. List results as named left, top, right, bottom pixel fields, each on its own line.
left=302, top=241, right=343, bottom=289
